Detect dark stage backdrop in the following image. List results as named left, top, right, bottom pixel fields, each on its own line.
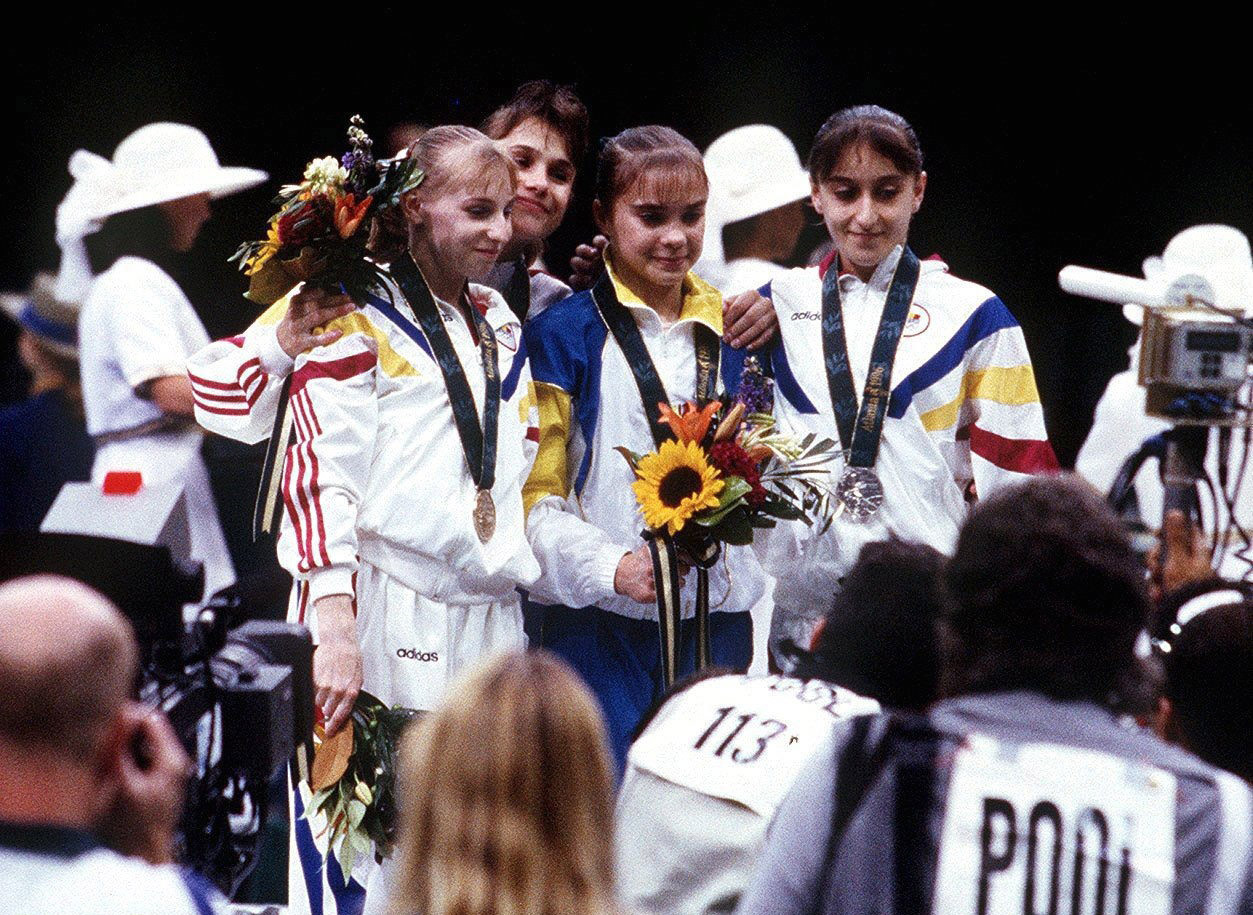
left=5, top=12, right=1251, bottom=468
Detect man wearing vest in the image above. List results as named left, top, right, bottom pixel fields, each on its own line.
left=740, top=475, right=1252, bottom=915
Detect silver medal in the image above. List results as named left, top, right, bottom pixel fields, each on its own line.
left=837, top=466, right=884, bottom=522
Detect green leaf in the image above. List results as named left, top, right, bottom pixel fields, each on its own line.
left=347, top=799, right=367, bottom=830
left=708, top=508, right=754, bottom=545
left=760, top=496, right=807, bottom=521
left=337, top=831, right=357, bottom=881
left=694, top=477, right=752, bottom=527
left=614, top=446, right=643, bottom=473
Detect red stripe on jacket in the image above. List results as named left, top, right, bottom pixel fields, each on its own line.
left=293, top=391, right=331, bottom=567
left=290, top=351, right=376, bottom=396
left=970, top=426, right=1060, bottom=474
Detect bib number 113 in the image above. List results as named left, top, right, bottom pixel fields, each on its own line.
left=693, top=705, right=788, bottom=764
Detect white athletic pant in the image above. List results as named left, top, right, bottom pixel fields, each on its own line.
left=287, top=560, right=525, bottom=915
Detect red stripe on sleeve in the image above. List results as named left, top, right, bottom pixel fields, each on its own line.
left=970, top=425, right=1060, bottom=474
left=290, top=351, right=376, bottom=396
left=188, top=372, right=245, bottom=392
left=195, top=400, right=252, bottom=416
left=289, top=409, right=317, bottom=572
left=225, top=336, right=245, bottom=347
left=242, top=373, right=268, bottom=407
left=281, top=439, right=305, bottom=569
left=192, top=387, right=247, bottom=405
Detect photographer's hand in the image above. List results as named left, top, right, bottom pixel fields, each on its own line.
left=1147, top=509, right=1216, bottom=604
left=313, top=594, right=363, bottom=737
left=98, top=704, right=192, bottom=865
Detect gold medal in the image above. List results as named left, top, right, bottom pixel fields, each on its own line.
left=473, top=488, right=496, bottom=543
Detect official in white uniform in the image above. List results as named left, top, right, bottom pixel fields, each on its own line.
left=55, top=123, right=267, bottom=601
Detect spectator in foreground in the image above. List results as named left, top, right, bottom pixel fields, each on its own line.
left=615, top=539, right=944, bottom=915
left=389, top=651, right=619, bottom=915
left=739, top=475, right=1252, bottom=915
left=0, top=574, right=222, bottom=914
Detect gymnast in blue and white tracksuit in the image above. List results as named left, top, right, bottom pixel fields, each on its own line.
left=521, top=127, right=767, bottom=769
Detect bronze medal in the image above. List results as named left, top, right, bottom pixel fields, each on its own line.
left=473, top=488, right=496, bottom=543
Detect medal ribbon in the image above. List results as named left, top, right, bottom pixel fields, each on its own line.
left=253, top=375, right=293, bottom=539
left=590, top=268, right=719, bottom=449
left=590, top=267, right=722, bottom=687
left=820, top=247, right=920, bottom=468
left=392, top=253, right=500, bottom=494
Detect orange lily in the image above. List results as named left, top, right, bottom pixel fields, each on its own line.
left=658, top=400, right=722, bottom=444
left=334, top=193, right=373, bottom=239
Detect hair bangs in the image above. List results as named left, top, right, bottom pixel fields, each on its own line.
left=622, top=151, right=708, bottom=205
left=432, top=142, right=517, bottom=199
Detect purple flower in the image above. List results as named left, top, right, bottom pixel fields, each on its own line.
left=735, top=355, right=774, bottom=414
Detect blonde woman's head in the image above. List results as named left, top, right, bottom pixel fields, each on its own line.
left=373, top=125, right=517, bottom=277
left=390, top=651, right=617, bottom=915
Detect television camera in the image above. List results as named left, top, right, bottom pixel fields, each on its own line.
left=1060, top=244, right=1253, bottom=574
left=0, top=481, right=313, bottom=896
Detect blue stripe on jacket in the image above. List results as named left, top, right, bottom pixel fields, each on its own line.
left=888, top=296, right=1019, bottom=419
left=523, top=290, right=609, bottom=497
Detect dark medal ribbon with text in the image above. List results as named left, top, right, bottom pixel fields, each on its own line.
left=820, top=247, right=920, bottom=522
left=592, top=268, right=719, bottom=687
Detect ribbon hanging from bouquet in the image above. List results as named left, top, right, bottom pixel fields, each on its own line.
left=644, top=530, right=721, bottom=688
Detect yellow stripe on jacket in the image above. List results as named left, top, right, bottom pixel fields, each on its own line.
left=523, top=381, right=573, bottom=515
left=919, top=364, right=1041, bottom=432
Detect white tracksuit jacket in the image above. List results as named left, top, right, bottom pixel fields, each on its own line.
left=521, top=260, right=768, bottom=620
left=186, top=280, right=540, bottom=610
left=747, top=246, right=1056, bottom=618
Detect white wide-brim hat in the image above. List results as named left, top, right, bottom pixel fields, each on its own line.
left=1123, top=224, right=1253, bottom=325
left=54, top=122, right=268, bottom=301
left=696, top=125, right=811, bottom=286
left=66, top=122, right=268, bottom=224
left=0, top=272, right=81, bottom=359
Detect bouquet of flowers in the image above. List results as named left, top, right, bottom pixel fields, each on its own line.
left=618, top=357, right=838, bottom=684
left=230, top=115, right=423, bottom=306
left=619, top=356, right=838, bottom=551
left=306, top=691, right=420, bottom=879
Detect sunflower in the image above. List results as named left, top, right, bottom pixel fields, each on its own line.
left=632, top=439, right=724, bottom=535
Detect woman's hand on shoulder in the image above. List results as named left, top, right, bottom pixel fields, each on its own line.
left=724, top=289, right=778, bottom=350
left=568, top=235, right=608, bottom=291
left=278, top=288, right=358, bottom=358
left=312, top=593, right=363, bottom=737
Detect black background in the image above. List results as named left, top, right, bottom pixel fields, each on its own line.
left=5, top=10, right=1251, bottom=467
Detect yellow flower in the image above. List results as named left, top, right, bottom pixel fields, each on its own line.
left=632, top=439, right=724, bottom=535
left=245, top=223, right=282, bottom=276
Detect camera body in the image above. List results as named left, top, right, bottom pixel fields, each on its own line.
left=1060, top=265, right=1251, bottom=426
left=0, top=528, right=313, bottom=895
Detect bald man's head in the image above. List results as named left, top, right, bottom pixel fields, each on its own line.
left=0, top=575, right=139, bottom=759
